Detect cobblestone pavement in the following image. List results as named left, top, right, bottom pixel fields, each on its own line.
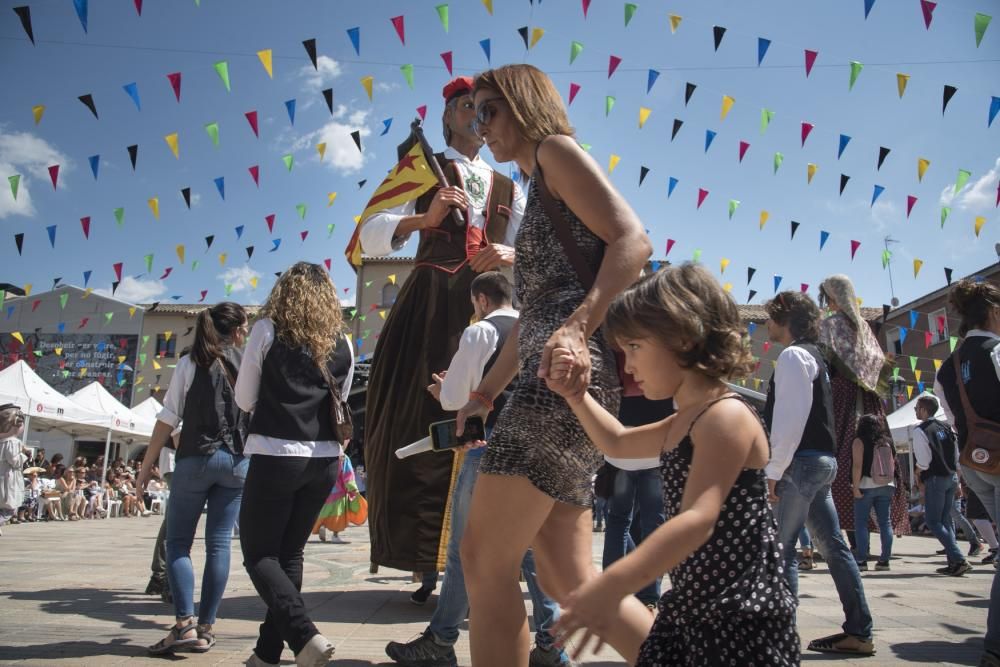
left=0, top=516, right=990, bottom=665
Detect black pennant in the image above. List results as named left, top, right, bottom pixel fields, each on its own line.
left=127, top=144, right=138, bottom=171
left=246, top=246, right=254, bottom=260
left=351, top=130, right=362, bottom=152
left=322, top=88, right=334, bottom=114
left=877, top=146, right=890, bottom=170
left=302, top=38, right=318, bottom=69
left=181, top=187, right=191, bottom=208
left=357, top=179, right=367, bottom=189
left=712, top=25, right=727, bottom=51
left=639, top=166, right=649, bottom=186
left=14, top=232, right=24, bottom=256
left=52, top=277, right=62, bottom=289
left=942, top=85, right=957, bottom=114
left=671, top=118, right=683, bottom=141
left=882, top=304, right=891, bottom=321
left=747, top=267, right=756, bottom=285
left=78, top=93, right=98, bottom=119
left=183, top=327, right=194, bottom=337
left=517, top=26, right=529, bottom=49
left=790, top=221, right=800, bottom=239
left=944, top=267, right=953, bottom=285
left=748, top=289, right=757, bottom=302
left=684, top=82, right=696, bottom=106
left=205, top=235, right=214, bottom=250
left=111, top=280, right=120, bottom=295
left=839, top=173, right=850, bottom=195
left=13, top=6, right=34, bottom=44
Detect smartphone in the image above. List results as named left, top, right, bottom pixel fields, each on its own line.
left=428, top=416, right=486, bottom=451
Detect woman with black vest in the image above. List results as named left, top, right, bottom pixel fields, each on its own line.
left=933, top=278, right=1000, bottom=667
left=235, top=262, right=353, bottom=667
left=137, top=302, right=250, bottom=655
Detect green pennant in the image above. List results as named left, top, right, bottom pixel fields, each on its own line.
left=949, top=336, right=958, bottom=353
left=8, top=174, right=19, bottom=200
left=605, top=96, right=616, bottom=116
left=191, top=260, right=200, bottom=271
left=60, top=293, right=69, bottom=309
left=954, top=168, right=971, bottom=194
left=909, top=355, right=918, bottom=373
left=327, top=223, right=335, bottom=237
left=848, top=61, right=864, bottom=90
left=570, top=41, right=584, bottom=64
left=760, top=108, right=775, bottom=134
left=892, top=366, right=900, bottom=379
left=881, top=249, right=892, bottom=269
left=436, top=4, right=449, bottom=32
left=283, top=154, right=294, bottom=172
left=142, top=335, right=149, bottom=347
left=139, top=352, right=147, bottom=365
left=105, top=312, right=114, bottom=323
left=941, top=207, right=951, bottom=228
left=624, top=3, right=637, bottom=26
left=34, top=350, right=43, bottom=358
left=773, top=152, right=784, bottom=174
left=692, top=248, right=702, bottom=263
left=579, top=143, right=592, bottom=152
left=225, top=284, right=234, bottom=296
left=974, top=13, right=992, bottom=47
left=296, top=203, right=307, bottom=219
left=214, top=60, right=231, bottom=92
left=114, top=207, right=125, bottom=227
left=204, top=122, right=220, bottom=147
left=728, top=199, right=740, bottom=219
left=348, top=307, right=357, bottom=319
left=62, top=370, right=70, bottom=379
left=144, top=253, right=153, bottom=273
left=400, top=63, right=415, bottom=89
left=364, top=281, right=373, bottom=288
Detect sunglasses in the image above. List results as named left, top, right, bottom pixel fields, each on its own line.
left=474, top=97, right=507, bottom=132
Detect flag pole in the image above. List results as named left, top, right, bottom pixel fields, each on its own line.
left=410, top=119, right=465, bottom=228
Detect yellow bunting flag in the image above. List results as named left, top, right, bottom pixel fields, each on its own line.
left=250, top=276, right=259, bottom=290
left=164, top=133, right=179, bottom=159
left=975, top=216, right=986, bottom=237
left=361, top=76, right=374, bottom=101
left=152, top=359, right=161, bottom=370
left=669, top=14, right=682, bottom=33
left=915, top=369, right=923, bottom=383
left=176, top=244, right=185, bottom=264
left=388, top=274, right=397, bottom=285
left=317, top=142, right=327, bottom=161
left=807, top=163, right=817, bottom=184
left=379, top=310, right=386, bottom=319
left=896, top=73, right=909, bottom=98
left=608, top=154, right=621, bottom=173
left=32, top=105, right=45, bottom=125
left=164, top=331, right=172, bottom=342
left=906, top=385, right=914, bottom=399
left=257, top=49, right=273, bottom=78
left=328, top=192, right=337, bottom=206
left=23, top=284, right=31, bottom=296
left=720, top=258, right=730, bottom=273
left=917, top=157, right=930, bottom=182
left=723, top=282, right=733, bottom=292
left=482, top=0, right=493, bottom=14
left=530, top=27, right=545, bottom=48
left=759, top=210, right=769, bottom=230
left=83, top=288, right=92, bottom=298
left=638, top=107, right=651, bottom=129
left=128, top=307, right=136, bottom=318
left=219, top=253, right=228, bottom=266
left=913, top=259, right=923, bottom=278
left=11, top=332, right=23, bottom=344
left=933, top=359, right=943, bottom=371
left=147, top=197, right=159, bottom=220
left=720, top=95, right=734, bottom=121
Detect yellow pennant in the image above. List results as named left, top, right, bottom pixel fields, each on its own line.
left=723, top=282, right=733, bottom=292
left=118, top=356, right=126, bottom=364
left=257, top=49, right=273, bottom=78
left=128, top=307, right=136, bottom=318
left=164, top=331, right=172, bottom=342
left=530, top=27, right=545, bottom=48
left=896, top=73, right=909, bottom=98
left=23, top=284, right=31, bottom=296
left=164, top=133, right=179, bottom=159
left=638, top=107, right=651, bottom=129
left=147, top=197, right=160, bottom=220
left=328, top=192, right=338, bottom=207
left=361, top=76, right=374, bottom=101
left=219, top=253, right=228, bottom=266
left=759, top=210, right=769, bottom=230
left=176, top=244, right=185, bottom=264
left=974, top=216, right=986, bottom=237
left=720, top=95, right=735, bottom=121
left=250, top=276, right=259, bottom=289
left=720, top=258, right=730, bottom=273
left=669, top=14, right=682, bottom=33
left=917, top=157, right=930, bottom=182
left=388, top=274, right=397, bottom=285
left=55, top=347, right=62, bottom=356
left=915, top=369, right=923, bottom=383
left=317, top=142, right=327, bottom=161
left=80, top=368, right=87, bottom=378
left=807, top=163, right=817, bottom=184
left=11, top=332, right=24, bottom=344
left=379, top=310, right=386, bottom=320
left=83, top=287, right=92, bottom=298
left=152, top=359, right=161, bottom=370
left=32, top=104, right=45, bottom=125
left=906, top=385, right=914, bottom=399
left=933, top=359, right=943, bottom=371
left=482, top=0, right=493, bottom=15
left=608, top=154, right=621, bottom=173
left=913, top=258, right=923, bottom=278
left=344, top=333, right=353, bottom=346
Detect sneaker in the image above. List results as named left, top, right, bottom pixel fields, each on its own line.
left=856, top=561, right=868, bottom=572
left=971, top=543, right=985, bottom=557
left=936, top=548, right=947, bottom=555
left=385, top=630, right=457, bottom=667
left=983, top=549, right=998, bottom=565
left=529, top=644, right=575, bottom=666
left=409, top=585, right=435, bottom=606
left=875, top=560, right=890, bottom=571
left=937, top=561, right=973, bottom=576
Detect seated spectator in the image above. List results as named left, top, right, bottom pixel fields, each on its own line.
left=39, top=476, right=64, bottom=521
left=57, top=468, right=86, bottom=520
left=47, top=453, right=65, bottom=477
left=27, top=448, right=48, bottom=471
left=18, top=471, right=42, bottom=522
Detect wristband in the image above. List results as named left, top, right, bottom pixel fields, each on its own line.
left=469, top=391, right=494, bottom=411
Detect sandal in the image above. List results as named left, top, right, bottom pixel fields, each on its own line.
left=807, top=632, right=875, bottom=655
left=147, top=622, right=203, bottom=655
left=194, top=625, right=216, bottom=652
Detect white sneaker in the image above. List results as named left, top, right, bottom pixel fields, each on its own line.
left=295, top=634, right=335, bottom=667
left=318, top=526, right=328, bottom=542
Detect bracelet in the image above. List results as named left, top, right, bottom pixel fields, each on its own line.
left=469, top=391, right=494, bottom=411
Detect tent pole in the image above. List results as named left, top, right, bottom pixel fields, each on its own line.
left=22, top=399, right=31, bottom=453
left=100, top=429, right=112, bottom=485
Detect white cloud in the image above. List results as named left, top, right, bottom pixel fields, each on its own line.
left=189, top=192, right=202, bottom=208
left=870, top=199, right=900, bottom=233
left=300, top=55, right=343, bottom=91
left=289, top=107, right=373, bottom=175
left=376, top=81, right=401, bottom=93
left=94, top=276, right=167, bottom=304
left=0, top=129, right=70, bottom=219
left=218, top=265, right=261, bottom=294
left=340, top=292, right=356, bottom=308
left=939, top=156, right=1000, bottom=212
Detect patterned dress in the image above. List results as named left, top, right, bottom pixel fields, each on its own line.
left=479, top=177, right=620, bottom=507
left=637, top=397, right=800, bottom=666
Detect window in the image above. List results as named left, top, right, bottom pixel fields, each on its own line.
left=381, top=282, right=400, bottom=307
left=886, top=327, right=902, bottom=356
left=927, top=308, right=949, bottom=346
left=155, top=334, right=176, bottom=358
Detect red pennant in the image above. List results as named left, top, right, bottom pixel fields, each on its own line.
left=925, top=331, right=934, bottom=348
left=416, top=105, right=427, bottom=121
left=159, top=267, right=172, bottom=280
left=199, top=290, right=208, bottom=302
left=166, top=72, right=181, bottom=102
left=245, top=110, right=259, bottom=137
left=850, top=240, right=861, bottom=259
left=390, top=15, right=405, bottom=44
left=369, top=303, right=379, bottom=311
left=920, top=0, right=936, bottom=29
left=80, top=216, right=91, bottom=239
left=48, top=164, right=59, bottom=190
left=568, top=82, right=581, bottom=105
left=763, top=341, right=772, bottom=353
left=738, top=140, right=750, bottom=162
left=113, top=262, right=123, bottom=281
left=134, top=0, right=142, bottom=15
left=665, top=238, right=676, bottom=256
left=582, top=0, right=592, bottom=17
left=800, top=283, right=809, bottom=293
left=119, top=338, right=127, bottom=349
left=608, top=55, right=622, bottom=78
left=31, top=299, right=41, bottom=312
left=249, top=165, right=260, bottom=187
left=937, top=315, right=946, bottom=334
left=696, top=188, right=709, bottom=209
left=300, top=231, right=309, bottom=241
left=804, top=49, right=818, bottom=77
left=78, top=317, right=89, bottom=329
left=906, top=195, right=917, bottom=218
left=800, top=122, right=814, bottom=147
left=324, top=258, right=332, bottom=271
left=265, top=214, right=275, bottom=233
left=440, top=51, right=453, bottom=75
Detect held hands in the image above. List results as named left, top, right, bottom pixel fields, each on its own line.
left=853, top=488, right=864, bottom=499
left=424, top=186, right=468, bottom=229
left=469, top=243, right=515, bottom=272
left=767, top=479, right=780, bottom=504
left=539, top=325, right=591, bottom=402
left=553, top=575, right=626, bottom=660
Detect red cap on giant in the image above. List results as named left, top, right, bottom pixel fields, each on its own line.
left=442, top=76, right=474, bottom=102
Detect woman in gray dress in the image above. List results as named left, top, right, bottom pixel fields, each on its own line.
left=0, top=404, right=28, bottom=535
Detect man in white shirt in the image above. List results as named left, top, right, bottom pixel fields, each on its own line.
left=763, top=291, right=875, bottom=656
left=363, top=76, right=527, bottom=577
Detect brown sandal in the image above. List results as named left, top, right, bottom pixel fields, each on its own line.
left=807, top=632, right=875, bottom=655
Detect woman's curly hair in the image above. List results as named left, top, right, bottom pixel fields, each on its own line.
left=605, top=262, right=755, bottom=380
left=260, top=262, right=344, bottom=365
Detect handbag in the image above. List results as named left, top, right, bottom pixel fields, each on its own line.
left=319, top=350, right=354, bottom=443
left=533, top=161, right=643, bottom=397
left=951, top=352, right=1000, bottom=475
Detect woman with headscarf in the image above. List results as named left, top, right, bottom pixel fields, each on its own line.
left=818, top=275, right=910, bottom=549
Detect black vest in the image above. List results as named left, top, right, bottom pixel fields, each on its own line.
left=248, top=333, right=353, bottom=442
left=178, top=347, right=248, bottom=460
left=917, top=419, right=958, bottom=479
left=479, top=314, right=517, bottom=429
left=936, top=336, right=1000, bottom=448
left=763, top=342, right=837, bottom=455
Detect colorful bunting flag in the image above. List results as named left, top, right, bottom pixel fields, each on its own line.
left=390, top=15, right=405, bottom=44
left=205, top=122, right=220, bottom=147
left=214, top=61, right=231, bottom=91
left=13, top=6, right=34, bottom=44
left=720, top=95, right=734, bottom=120
left=917, top=157, right=930, bottom=182
left=608, top=55, right=622, bottom=78
left=669, top=14, right=682, bottom=33
left=943, top=85, right=958, bottom=114
left=848, top=61, right=863, bottom=90
left=804, top=49, right=818, bottom=77
left=347, top=27, right=360, bottom=55
left=164, top=133, right=179, bottom=159
left=974, top=13, right=992, bottom=47
left=920, top=1, right=936, bottom=29
left=167, top=72, right=182, bottom=101
left=257, top=49, right=273, bottom=78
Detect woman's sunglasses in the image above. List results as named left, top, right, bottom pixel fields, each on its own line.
left=474, top=97, right=506, bottom=132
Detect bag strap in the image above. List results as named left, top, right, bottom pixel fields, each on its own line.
left=533, top=140, right=596, bottom=291
left=951, top=350, right=984, bottom=422
left=213, top=357, right=236, bottom=390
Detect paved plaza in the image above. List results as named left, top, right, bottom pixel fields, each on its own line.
left=0, top=516, right=991, bottom=666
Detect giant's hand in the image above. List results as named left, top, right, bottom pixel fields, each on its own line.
left=424, top=187, right=469, bottom=229
left=469, top=243, right=515, bottom=272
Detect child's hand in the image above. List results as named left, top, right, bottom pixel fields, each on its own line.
left=553, top=575, right=627, bottom=660
left=544, top=347, right=584, bottom=401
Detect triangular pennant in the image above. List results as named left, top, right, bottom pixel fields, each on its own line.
left=351, top=130, right=362, bottom=152
left=839, top=173, right=850, bottom=195
left=347, top=27, right=360, bottom=55
left=685, top=82, right=697, bottom=106
left=181, top=187, right=191, bottom=208
left=773, top=152, right=784, bottom=174
left=214, top=60, right=231, bottom=92
left=213, top=176, right=225, bottom=200
left=8, top=174, right=19, bottom=200
left=517, top=26, right=529, bottom=49
left=282, top=154, right=294, bottom=172
left=739, top=141, right=750, bottom=163
left=176, top=245, right=185, bottom=264
left=712, top=25, right=726, bottom=51
left=605, top=96, right=616, bottom=116
left=696, top=188, right=709, bottom=209
left=804, top=49, right=818, bottom=77
left=906, top=195, right=917, bottom=218
left=669, top=14, right=682, bottom=33
left=773, top=276, right=782, bottom=293
left=720, top=95, right=734, bottom=120
left=147, top=197, right=159, bottom=219
left=704, top=130, right=716, bottom=152
left=940, top=207, right=950, bottom=228
left=323, top=88, right=334, bottom=114
left=920, top=0, right=936, bottom=29
left=790, top=220, right=800, bottom=239
left=88, top=155, right=100, bottom=179
left=390, top=15, right=405, bottom=44
left=166, top=72, right=182, bottom=101
left=728, top=199, right=740, bottom=219
left=945, top=267, right=954, bottom=285
left=943, top=85, right=958, bottom=113
left=851, top=240, right=861, bottom=260
left=441, top=51, right=453, bottom=75
left=127, top=144, right=138, bottom=170
left=625, top=3, right=637, bottom=26
left=113, top=207, right=125, bottom=227
left=638, top=166, right=650, bottom=186
left=671, top=118, right=683, bottom=141
left=46, top=225, right=56, bottom=248
left=917, top=157, right=930, bottom=182
left=608, top=55, right=622, bottom=78
left=759, top=210, right=769, bottom=230
left=913, top=259, right=924, bottom=278
left=800, top=122, right=814, bottom=146
left=13, top=6, right=34, bottom=44
left=204, top=121, right=220, bottom=147
left=760, top=108, right=774, bottom=133
left=436, top=4, right=449, bottom=31
left=975, top=13, right=991, bottom=47
left=896, top=73, right=909, bottom=98
left=807, top=163, right=818, bottom=184
left=849, top=61, right=863, bottom=90
left=990, top=96, right=1000, bottom=128
left=123, top=82, right=141, bottom=111
left=48, top=164, right=59, bottom=189
left=400, top=64, right=415, bottom=89
left=871, top=184, right=885, bottom=206
left=164, top=132, right=179, bottom=159
left=667, top=177, right=678, bottom=198
left=80, top=217, right=91, bottom=239
left=256, top=49, right=273, bottom=78
left=361, top=76, right=374, bottom=101
left=249, top=165, right=259, bottom=187
left=646, top=69, right=659, bottom=93
left=819, top=231, right=830, bottom=250
left=285, top=99, right=296, bottom=125
left=302, top=38, right=317, bottom=69
left=296, top=203, right=307, bottom=220
left=757, top=38, right=771, bottom=65
left=380, top=118, right=392, bottom=136
left=73, top=0, right=88, bottom=32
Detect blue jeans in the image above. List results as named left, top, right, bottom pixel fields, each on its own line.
left=430, top=449, right=560, bottom=648
left=774, top=453, right=873, bottom=639
left=951, top=500, right=981, bottom=547
left=962, top=468, right=1000, bottom=656
left=924, top=474, right=964, bottom=565
left=799, top=527, right=812, bottom=549
left=852, top=485, right=894, bottom=563
left=593, top=497, right=608, bottom=528
left=166, top=448, right=247, bottom=623
left=602, top=467, right=665, bottom=604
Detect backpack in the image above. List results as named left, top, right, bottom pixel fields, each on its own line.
left=870, top=438, right=896, bottom=486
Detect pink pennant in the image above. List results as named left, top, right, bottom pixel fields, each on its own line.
left=113, top=262, right=123, bottom=282
left=265, top=214, right=275, bottom=233
left=800, top=283, right=809, bottom=293
left=159, top=267, right=172, bottom=280
left=78, top=317, right=89, bottom=329
left=582, top=0, right=591, bottom=18
left=390, top=15, right=405, bottom=45
left=249, top=165, right=260, bottom=187
left=665, top=238, right=676, bottom=256
left=324, top=258, right=332, bottom=271
left=800, top=122, right=814, bottom=147
left=134, top=0, right=142, bottom=16
left=763, top=341, right=771, bottom=353
left=199, top=290, right=208, bottom=303
left=995, top=181, right=999, bottom=207
left=906, top=195, right=917, bottom=218
left=937, top=315, right=946, bottom=334
left=696, top=188, right=709, bottom=209
left=440, top=51, right=453, bottom=75
left=245, top=110, right=259, bottom=137
left=804, top=49, right=818, bottom=77
left=924, top=331, right=933, bottom=348
left=118, top=338, right=127, bottom=349
left=48, top=164, right=59, bottom=190
left=80, top=216, right=91, bottom=239
left=608, top=55, right=622, bottom=78
left=167, top=72, right=181, bottom=102
left=31, top=299, right=41, bottom=312
left=850, top=239, right=861, bottom=259
left=568, top=82, right=581, bottom=105
left=416, top=105, right=427, bottom=121
left=300, top=231, right=309, bottom=241
left=369, top=303, right=379, bottom=311
left=920, top=0, right=936, bottom=29
left=738, top=140, right=750, bottom=163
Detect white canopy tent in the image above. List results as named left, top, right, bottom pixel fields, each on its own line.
left=131, top=397, right=164, bottom=426
left=69, top=382, right=154, bottom=482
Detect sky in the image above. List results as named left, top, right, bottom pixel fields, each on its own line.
left=1, top=0, right=998, bottom=317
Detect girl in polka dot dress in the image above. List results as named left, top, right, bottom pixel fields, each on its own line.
left=547, top=264, right=799, bottom=666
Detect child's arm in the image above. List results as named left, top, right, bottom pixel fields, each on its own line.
left=851, top=438, right=864, bottom=499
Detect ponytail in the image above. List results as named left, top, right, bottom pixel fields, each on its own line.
left=190, top=302, right=247, bottom=367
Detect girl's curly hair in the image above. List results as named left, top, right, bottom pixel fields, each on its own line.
left=260, top=262, right=344, bottom=365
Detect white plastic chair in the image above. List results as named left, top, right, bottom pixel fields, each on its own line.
left=149, top=497, right=163, bottom=515
left=105, top=493, right=122, bottom=518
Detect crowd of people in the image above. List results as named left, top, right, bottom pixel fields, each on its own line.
left=0, top=63, right=997, bottom=667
